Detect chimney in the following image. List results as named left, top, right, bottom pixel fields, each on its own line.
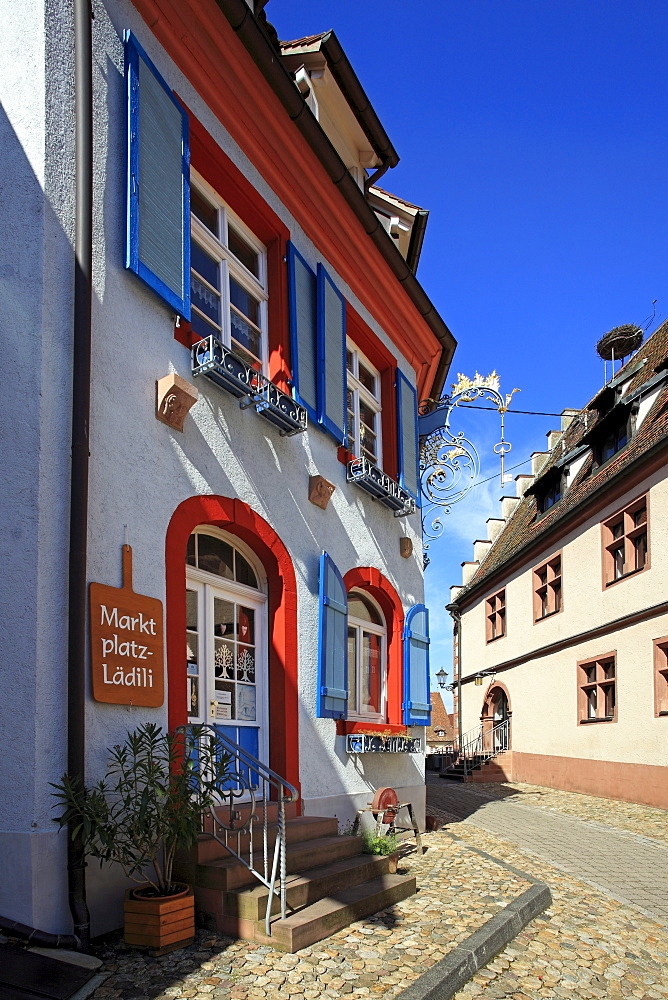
left=561, top=408, right=579, bottom=432
left=486, top=517, right=505, bottom=543
left=449, top=585, right=464, bottom=604
left=531, top=451, right=549, bottom=476
left=501, top=495, right=520, bottom=520
left=515, top=473, right=534, bottom=498
left=473, top=539, right=492, bottom=563
left=461, top=561, right=479, bottom=586
left=547, top=429, right=562, bottom=450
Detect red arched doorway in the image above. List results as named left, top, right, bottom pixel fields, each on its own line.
left=165, top=496, right=299, bottom=795
left=481, top=682, right=511, bottom=754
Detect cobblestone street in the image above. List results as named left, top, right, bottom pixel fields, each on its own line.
left=88, top=779, right=668, bottom=1000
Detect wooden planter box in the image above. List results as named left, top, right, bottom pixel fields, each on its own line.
left=124, top=884, right=195, bottom=956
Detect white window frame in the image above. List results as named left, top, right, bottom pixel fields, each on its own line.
left=347, top=590, right=387, bottom=723
left=190, top=171, right=268, bottom=375
left=346, top=341, right=382, bottom=467
left=185, top=528, right=268, bottom=764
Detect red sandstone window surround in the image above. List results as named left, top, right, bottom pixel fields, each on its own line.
left=485, top=588, right=506, bottom=643
left=601, top=494, right=649, bottom=587
left=577, top=652, right=617, bottom=724
left=533, top=553, right=562, bottom=622
left=653, top=637, right=668, bottom=717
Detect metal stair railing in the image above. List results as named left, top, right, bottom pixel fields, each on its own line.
left=178, top=724, right=299, bottom=937
left=440, top=718, right=510, bottom=777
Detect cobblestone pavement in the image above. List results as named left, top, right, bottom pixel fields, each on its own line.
left=428, top=777, right=668, bottom=924
left=428, top=777, right=668, bottom=1000
left=88, top=780, right=668, bottom=1000
left=90, top=829, right=532, bottom=1000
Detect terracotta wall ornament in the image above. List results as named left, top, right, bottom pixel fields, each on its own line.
left=90, top=545, right=165, bottom=706
left=400, top=537, right=413, bottom=559
left=309, top=475, right=336, bottom=510
left=156, top=373, right=198, bottom=431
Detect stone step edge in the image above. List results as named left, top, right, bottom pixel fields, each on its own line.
left=226, top=852, right=394, bottom=918
left=392, top=834, right=552, bottom=1000
left=266, top=873, right=417, bottom=949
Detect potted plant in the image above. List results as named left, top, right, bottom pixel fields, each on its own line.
left=52, top=723, right=230, bottom=954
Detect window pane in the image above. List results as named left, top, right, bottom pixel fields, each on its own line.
left=634, top=532, right=647, bottom=570
left=228, top=225, right=259, bottom=277
left=359, top=399, right=377, bottom=430
left=347, top=628, right=357, bottom=714
left=361, top=631, right=382, bottom=714
left=236, top=646, right=255, bottom=684
left=604, top=684, right=615, bottom=717
left=191, top=240, right=220, bottom=289
left=588, top=687, right=597, bottom=718
left=235, top=552, right=258, bottom=589
left=186, top=590, right=198, bottom=632
left=346, top=349, right=354, bottom=374
left=633, top=505, right=647, bottom=527
left=231, top=309, right=262, bottom=363
left=613, top=546, right=625, bottom=579
left=198, top=534, right=234, bottom=579
left=552, top=581, right=561, bottom=612
left=191, top=310, right=219, bottom=340
left=230, top=277, right=259, bottom=325
left=191, top=188, right=218, bottom=235
left=187, top=534, right=196, bottom=565
left=358, top=361, right=377, bottom=396
left=348, top=592, right=383, bottom=625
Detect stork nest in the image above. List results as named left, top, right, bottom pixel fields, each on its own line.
left=596, top=324, right=643, bottom=361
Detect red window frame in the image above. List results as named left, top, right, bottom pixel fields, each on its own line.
left=533, top=552, right=563, bottom=622
left=601, top=494, right=650, bottom=588
left=654, top=637, right=668, bottom=718
left=485, top=588, right=506, bottom=643
left=577, top=652, right=617, bottom=724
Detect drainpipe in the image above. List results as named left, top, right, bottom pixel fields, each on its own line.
left=364, top=156, right=391, bottom=193
left=445, top=604, right=463, bottom=775
left=66, top=0, right=93, bottom=951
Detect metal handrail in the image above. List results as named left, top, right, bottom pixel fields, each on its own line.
left=440, top=718, right=510, bottom=776
left=178, top=725, right=299, bottom=937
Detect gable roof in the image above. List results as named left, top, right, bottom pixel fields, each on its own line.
left=455, top=321, right=668, bottom=605
left=426, top=692, right=455, bottom=742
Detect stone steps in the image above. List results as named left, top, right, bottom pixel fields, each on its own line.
left=184, top=813, right=417, bottom=951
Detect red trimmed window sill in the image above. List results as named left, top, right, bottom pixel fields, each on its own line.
left=336, top=721, right=408, bottom=736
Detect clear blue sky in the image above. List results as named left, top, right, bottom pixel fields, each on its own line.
left=267, top=0, right=668, bottom=704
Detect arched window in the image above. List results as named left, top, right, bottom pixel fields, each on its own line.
left=347, top=590, right=387, bottom=722
left=185, top=527, right=267, bottom=763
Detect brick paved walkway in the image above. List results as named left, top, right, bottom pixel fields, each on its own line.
left=428, top=778, right=668, bottom=925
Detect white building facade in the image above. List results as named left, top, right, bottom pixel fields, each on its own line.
left=0, top=0, right=454, bottom=937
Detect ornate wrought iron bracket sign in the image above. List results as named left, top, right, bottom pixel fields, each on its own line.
left=347, top=457, right=416, bottom=517
left=192, top=335, right=307, bottom=436
left=418, top=372, right=519, bottom=565
left=346, top=734, right=422, bottom=754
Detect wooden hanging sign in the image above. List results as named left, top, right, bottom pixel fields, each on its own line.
left=90, top=545, right=164, bottom=706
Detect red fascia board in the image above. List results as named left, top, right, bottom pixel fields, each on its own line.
left=130, top=0, right=444, bottom=398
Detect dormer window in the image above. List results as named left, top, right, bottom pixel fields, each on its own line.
left=597, top=409, right=632, bottom=464
left=540, top=478, right=562, bottom=512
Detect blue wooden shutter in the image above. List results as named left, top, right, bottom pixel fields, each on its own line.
left=402, top=604, right=431, bottom=726
left=396, top=369, right=420, bottom=502
left=287, top=242, right=318, bottom=421
left=125, top=31, right=190, bottom=318
left=316, top=264, right=347, bottom=444
left=316, top=552, right=348, bottom=719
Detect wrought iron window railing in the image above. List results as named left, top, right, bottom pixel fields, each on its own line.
left=178, top=724, right=299, bottom=937
left=192, top=335, right=307, bottom=437
left=347, top=457, right=416, bottom=517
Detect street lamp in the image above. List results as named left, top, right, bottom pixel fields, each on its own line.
left=435, top=668, right=448, bottom=689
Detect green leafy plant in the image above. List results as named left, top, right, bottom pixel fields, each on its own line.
left=361, top=830, right=399, bottom=855
left=51, top=723, right=231, bottom=896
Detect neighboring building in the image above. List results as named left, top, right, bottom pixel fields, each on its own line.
left=449, top=324, right=668, bottom=809
left=426, top=692, right=455, bottom=754
left=1, top=0, right=455, bottom=937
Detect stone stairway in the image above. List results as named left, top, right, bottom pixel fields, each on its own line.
left=174, top=804, right=417, bottom=952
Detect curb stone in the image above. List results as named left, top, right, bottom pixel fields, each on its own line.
left=394, top=883, right=552, bottom=1000
left=394, top=831, right=552, bottom=1000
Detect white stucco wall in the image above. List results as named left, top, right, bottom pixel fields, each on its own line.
left=459, top=468, right=668, bottom=769
left=0, top=0, right=427, bottom=934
